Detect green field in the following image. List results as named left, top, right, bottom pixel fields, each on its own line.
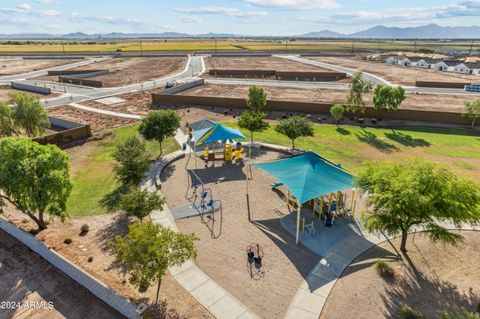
left=223, top=122, right=480, bottom=178
left=67, top=124, right=179, bottom=217
left=1, top=39, right=479, bottom=53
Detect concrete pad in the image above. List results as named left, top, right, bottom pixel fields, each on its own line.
left=169, top=260, right=195, bottom=276
left=284, top=306, right=320, bottom=319
left=95, top=97, right=126, bottom=105
left=237, top=311, right=260, bottom=319
left=190, top=280, right=226, bottom=308
left=291, top=288, right=327, bottom=314
left=300, top=274, right=337, bottom=297
left=209, top=295, right=247, bottom=319
left=325, top=250, right=353, bottom=267
left=310, top=261, right=343, bottom=280
left=174, top=267, right=209, bottom=292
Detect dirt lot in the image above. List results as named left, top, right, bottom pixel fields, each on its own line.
left=0, top=229, right=123, bottom=319
left=160, top=151, right=321, bottom=319
left=205, top=56, right=332, bottom=72
left=83, top=89, right=156, bottom=116
left=0, top=57, right=74, bottom=76
left=0, top=86, right=58, bottom=102
left=46, top=105, right=137, bottom=134
left=3, top=204, right=213, bottom=319
left=307, top=56, right=480, bottom=86
left=32, top=57, right=187, bottom=87
left=321, top=231, right=480, bottom=319
left=181, top=83, right=479, bottom=113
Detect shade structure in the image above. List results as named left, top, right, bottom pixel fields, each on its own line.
left=195, top=123, right=246, bottom=145
left=252, top=152, right=354, bottom=204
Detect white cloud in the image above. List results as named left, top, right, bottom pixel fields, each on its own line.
left=38, top=9, right=60, bottom=16
left=181, top=16, right=202, bottom=23
left=327, top=1, right=480, bottom=24
left=36, top=0, right=54, bottom=3
left=175, top=6, right=268, bottom=17
left=242, top=0, right=340, bottom=9
left=16, top=3, right=32, bottom=11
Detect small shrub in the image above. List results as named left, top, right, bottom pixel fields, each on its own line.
left=376, top=259, right=395, bottom=278
left=63, top=238, right=73, bottom=245
left=80, top=224, right=90, bottom=234
left=438, top=310, right=480, bottom=319
left=87, top=256, right=93, bottom=262
left=398, top=306, right=426, bottom=319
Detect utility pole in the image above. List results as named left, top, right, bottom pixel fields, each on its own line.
left=140, top=38, right=144, bottom=56
left=469, top=40, right=474, bottom=56
left=413, top=38, right=417, bottom=53
left=351, top=38, right=355, bottom=55
left=61, top=39, right=66, bottom=55
left=285, top=40, right=288, bottom=53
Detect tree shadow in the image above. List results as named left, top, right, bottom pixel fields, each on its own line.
left=336, top=127, right=351, bottom=135
left=381, top=252, right=479, bottom=319
left=99, top=185, right=129, bottom=213
left=96, top=212, right=130, bottom=252
left=356, top=128, right=398, bottom=153
left=385, top=131, right=430, bottom=147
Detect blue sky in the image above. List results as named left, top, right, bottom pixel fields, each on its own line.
left=1, top=0, right=480, bottom=35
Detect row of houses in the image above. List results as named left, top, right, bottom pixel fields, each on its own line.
left=386, top=56, right=480, bottom=75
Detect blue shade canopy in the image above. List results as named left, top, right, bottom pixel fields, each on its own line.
left=252, top=152, right=354, bottom=204
left=192, top=127, right=211, bottom=144
left=195, top=124, right=246, bottom=145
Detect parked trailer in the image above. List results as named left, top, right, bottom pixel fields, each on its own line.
left=465, top=84, right=480, bottom=93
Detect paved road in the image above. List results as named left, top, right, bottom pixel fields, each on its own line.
left=0, top=57, right=106, bottom=84
left=42, top=55, right=205, bottom=108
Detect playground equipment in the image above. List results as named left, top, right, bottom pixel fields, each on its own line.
left=246, top=243, right=265, bottom=280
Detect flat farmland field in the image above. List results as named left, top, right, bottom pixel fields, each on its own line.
left=1, top=39, right=479, bottom=53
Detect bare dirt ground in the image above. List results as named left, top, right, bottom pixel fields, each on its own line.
left=307, top=56, right=480, bottom=86
left=321, top=231, right=480, bottom=319
left=46, top=105, right=137, bottom=134
left=0, top=229, right=123, bottom=319
left=31, top=57, right=187, bottom=87
left=3, top=204, right=213, bottom=319
left=83, top=89, right=156, bottom=116
left=181, top=83, right=479, bottom=112
left=0, top=86, right=58, bottom=102
left=0, top=57, right=74, bottom=76
left=205, top=56, right=332, bottom=72
left=160, top=151, right=321, bottom=319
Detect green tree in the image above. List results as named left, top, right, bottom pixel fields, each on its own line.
left=347, top=71, right=373, bottom=116
left=113, top=136, right=150, bottom=186
left=111, top=221, right=198, bottom=304
left=0, top=138, right=72, bottom=230
left=139, top=110, right=180, bottom=157
left=0, top=102, right=18, bottom=137
left=462, top=100, right=480, bottom=128
left=119, top=187, right=165, bottom=221
left=246, top=85, right=267, bottom=113
left=9, top=92, right=50, bottom=137
left=330, top=104, right=345, bottom=126
left=238, top=111, right=269, bottom=142
left=275, top=115, right=314, bottom=149
left=355, top=160, right=480, bottom=253
left=372, top=85, right=406, bottom=115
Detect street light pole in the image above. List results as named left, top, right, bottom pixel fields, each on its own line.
left=61, top=39, right=66, bottom=55
left=140, top=38, right=144, bottom=56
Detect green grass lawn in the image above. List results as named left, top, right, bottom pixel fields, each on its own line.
left=66, top=124, right=179, bottom=217
left=223, top=122, right=480, bottom=176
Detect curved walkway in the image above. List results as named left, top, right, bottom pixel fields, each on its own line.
left=284, top=223, right=480, bottom=319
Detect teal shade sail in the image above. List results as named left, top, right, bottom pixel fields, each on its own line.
left=252, top=152, right=354, bottom=204
left=195, top=123, right=246, bottom=145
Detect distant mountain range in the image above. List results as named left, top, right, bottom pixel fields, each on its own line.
left=1, top=24, right=480, bottom=39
